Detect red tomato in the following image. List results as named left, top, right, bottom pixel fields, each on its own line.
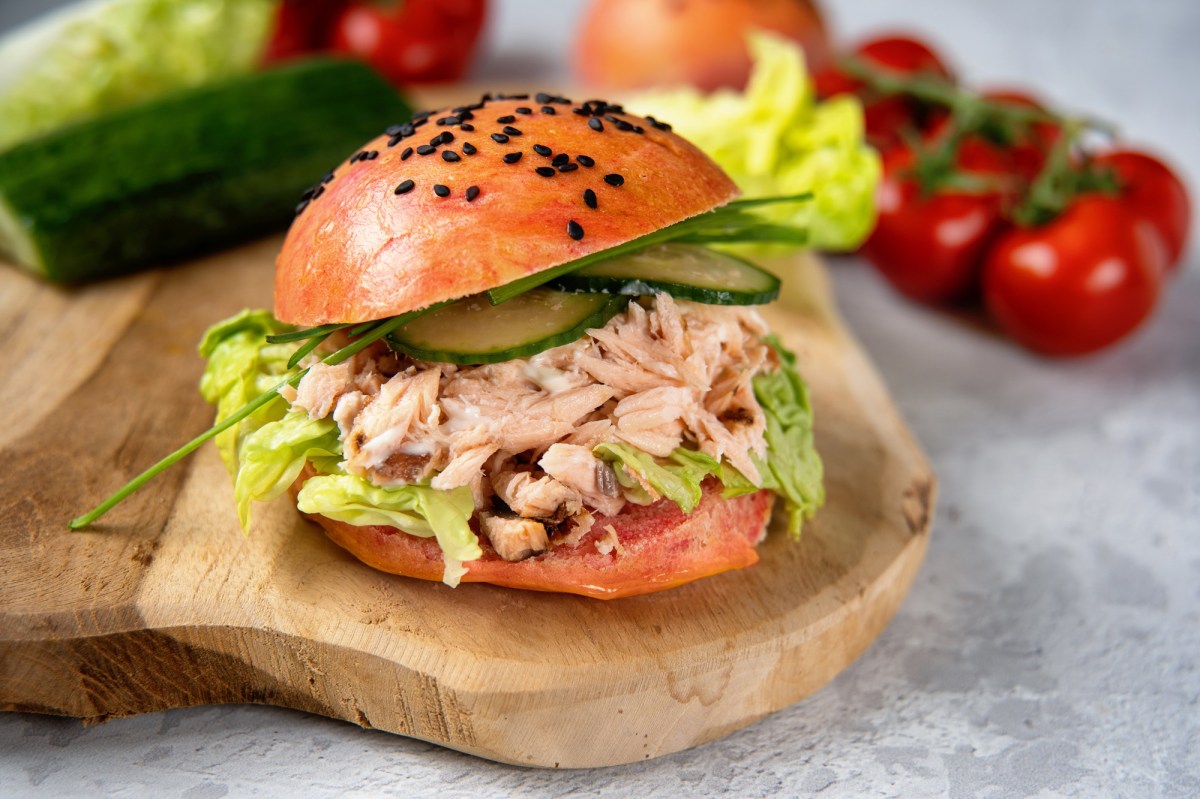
left=264, top=0, right=351, bottom=62
left=861, top=145, right=1010, bottom=305
left=982, top=196, right=1164, bottom=356
left=331, top=0, right=487, bottom=84
left=1098, top=150, right=1191, bottom=272
left=814, top=34, right=954, bottom=153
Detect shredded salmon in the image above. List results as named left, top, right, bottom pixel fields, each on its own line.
left=290, top=295, right=773, bottom=560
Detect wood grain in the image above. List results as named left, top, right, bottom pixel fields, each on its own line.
left=0, top=237, right=933, bottom=767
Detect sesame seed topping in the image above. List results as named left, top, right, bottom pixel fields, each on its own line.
left=498, top=93, right=530, bottom=100
left=417, top=145, right=436, bottom=156
left=533, top=144, right=552, bottom=157
left=536, top=92, right=553, bottom=104
left=466, top=186, right=480, bottom=202
left=583, top=188, right=597, bottom=209
left=442, top=150, right=461, bottom=162
left=535, top=166, right=556, bottom=177
left=432, top=131, right=454, bottom=146
left=604, top=173, right=625, bottom=187
left=462, top=142, right=477, bottom=155
left=648, top=116, right=672, bottom=131
left=515, top=107, right=532, bottom=115
left=503, top=152, right=523, bottom=164
left=551, top=153, right=569, bottom=166
left=312, top=185, right=325, bottom=200
left=460, top=123, right=475, bottom=131
left=295, top=199, right=310, bottom=215
left=401, top=147, right=413, bottom=160
left=412, top=116, right=429, bottom=128
left=491, top=133, right=510, bottom=144
left=386, top=124, right=405, bottom=137
left=576, top=155, right=595, bottom=167
left=459, top=110, right=475, bottom=121
left=366, top=150, right=379, bottom=160
left=542, top=106, right=557, bottom=115
left=567, top=220, right=584, bottom=240
left=558, top=163, right=579, bottom=173
left=614, top=119, right=634, bottom=132
left=412, top=110, right=432, bottom=121
left=395, top=179, right=415, bottom=195
left=437, top=116, right=460, bottom=126
left=434, top=184, right=450, bottom=197
left=388, top=135, right=404, bottom=147
left=588, top=118, right=604, bottom=132
left=321, top=170, right=335, bottom=184
left=503, top=126, right=523, bottom=136
left=496, top=115, right=516, bottom=124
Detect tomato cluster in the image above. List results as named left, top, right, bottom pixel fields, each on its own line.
left=815, top=35, right=1191, bottom=356
left=266, top=0, right=487, bottom=85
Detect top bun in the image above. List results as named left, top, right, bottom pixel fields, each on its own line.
left=274, top=94, right=739, bottom=324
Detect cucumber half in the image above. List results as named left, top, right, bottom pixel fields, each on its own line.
left=551, top=243, right=780, bottom=305
left=386, top=290, right=628, bottom=365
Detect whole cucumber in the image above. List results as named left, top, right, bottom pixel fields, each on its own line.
left=0, top=58, right=412, bottom=282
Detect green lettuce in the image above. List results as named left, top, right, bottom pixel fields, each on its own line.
left=753, top=339, right=825, bottom=535
left=198, top=309, right=297, bottom=471
left=628, top=31, right=880, bottom=251
left=232, top=410, right=341, bottom=529
left=595, top=339, right=823, bottom=537
left=0, top=0, right=275, bottom=149
left=296, top=475, right=483, bottom=569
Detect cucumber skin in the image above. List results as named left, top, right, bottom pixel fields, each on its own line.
left=0, top=59, right=411, bottom=283
left=552, top=275, right=780, bottom=306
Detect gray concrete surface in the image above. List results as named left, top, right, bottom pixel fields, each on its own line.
left=3, top=1, right=1198, bottom=797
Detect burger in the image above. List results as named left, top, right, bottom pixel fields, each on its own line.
left=138, top=93, right=825, bottom=598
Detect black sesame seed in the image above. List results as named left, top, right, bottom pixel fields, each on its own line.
left=433, top=184, right=450, bottom=197
left=536, top=92, right=553, bottom=104
left=388, top=135, right=404, bottom=147
left=432, top=131, right=453, bottom=146
left=542, top=106, right=557, bottom=115
left=417, top=144, right=436, bottom=156
left=466, top=185, right=480, bottom=202
left=295, top=199, right=310, bottom=215
left=533, top=144, right=552, bottom=157
left=312, top=185, right=325, bottom=200
left=442, top=150, right=461, bottom=162
left=588, top=118, right=604, bottom=132
left=491, top=133, right=510, bottom=144
left=503, top=152, right=523, bottom=164
left=412, top=110, right=432, bottom=121
left=386, top=124, right=405, bottom=137
left=632, top=125, right=645, bottom=135
left=572, top=107, right=589, bottom=116
left=365, top=150, right=379, bottom=160
left=437, top=116, right=460, bottom=126
left=535, top=166, right=556, bottom=177
left=558, top=163, right=579, bottom=173
left=583, top=188, right=597, bottom=209
left=401, top=123, right=415, bottom=136
left=300, top=186, right=317, bottom=201
left=496, top=115, right=516, bottom=124
left=460, top=123, right=475, bottom=132
left=551, top=153, right=569, bottom=166
left=515, top=107, right=532, bottom=115
left=552, top=96, right=572, bottom=105
left=395, top=179, right=415, bottom=195
left=603, top=114, right=619, bottom=123
left=604, top=173, right=625, bottom=187
left=412, top=116, right=429, bottom=128
left=459, top=110, right=475, bottom=121
left=567, top=220, right=584, bottom=240
left=615, top=119, right=634, bottom=132
left=322, top=170, right=336, bottom=184
left=648, top=116, right=672, bottom=131
left=401, top=147, right=414, bottom=160
left=499, top=93, right=529, bottom=100
left=576, top=155, right=595, bottom=168
left=350, top=151, right=365, bottom=163
left=503, top=126, right=522, bottom=136
left=462, top=142, right=477, bottom=155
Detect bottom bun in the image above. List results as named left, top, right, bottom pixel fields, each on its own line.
left=294, top=468, right=773, bottom=600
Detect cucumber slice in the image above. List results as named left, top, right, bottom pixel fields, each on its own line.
left=551, top=243, right=780, bottom=305
left=386, top=290, right=628, bottom=365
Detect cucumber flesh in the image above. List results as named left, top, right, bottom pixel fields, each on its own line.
left=386, top=290, right=628, bottom=365
left=551, top=243, right=780, bottom=305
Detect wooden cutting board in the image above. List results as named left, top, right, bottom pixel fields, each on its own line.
left=0, top=236, right=933, bottom=767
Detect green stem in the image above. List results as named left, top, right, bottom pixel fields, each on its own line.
left=68, top=313, right=414, bottom=530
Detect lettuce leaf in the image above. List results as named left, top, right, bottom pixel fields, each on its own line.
left=198, top=309, right=297, bottom=471
left=296, top=475, right=483, bottom=570
left=232, top=410, right=341, bottom=529
left=0, top=0, right=275, bottom=149
left=753, top=338, right=825, bottom=535
left=628, top=31, right=880, bottom=251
